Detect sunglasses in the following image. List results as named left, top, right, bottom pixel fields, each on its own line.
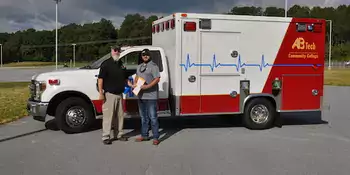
left=139, top=64, right=147, bottom=73
left=142, top=53, right=150, bottom=56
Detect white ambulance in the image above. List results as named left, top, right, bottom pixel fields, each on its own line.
left=27, top=13, right=326, bottom=133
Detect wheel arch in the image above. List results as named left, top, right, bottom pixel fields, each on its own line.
left=242, top=94, right=277, bottom=112
left=47, top=91, right=96, bottom=117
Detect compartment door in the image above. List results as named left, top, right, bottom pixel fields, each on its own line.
left=281, top=74, right=323, bottom=111
left=179, top=19, right=201, bottom=114
left=199, top=31, right=242, bottom=113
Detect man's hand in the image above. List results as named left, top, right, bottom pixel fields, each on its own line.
left=99, top=93, right=105, bottom=101
left=127, top=79, right=137, bottom=89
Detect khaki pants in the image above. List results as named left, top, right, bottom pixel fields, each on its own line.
left=102, top=92, right=124, bottom=140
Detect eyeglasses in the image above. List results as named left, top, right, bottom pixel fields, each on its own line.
left=141, top=53, right=150, bottom=56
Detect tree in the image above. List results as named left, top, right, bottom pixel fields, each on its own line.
left=0, top=5, right=350, bottom=63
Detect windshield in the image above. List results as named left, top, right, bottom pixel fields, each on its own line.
left=81, top=49, right=128, bottom=69
left=89, top=53, right=111, bottom=69
left=80, top=52, right=115, bottom=69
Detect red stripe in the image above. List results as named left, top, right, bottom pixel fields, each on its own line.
left=180, top=95, right=240, bottom=114
left=122, top=99, right=169, bottom=113
left=92, top=99, right=169, bottom=114
left=92, top=100, right=103, bottom=114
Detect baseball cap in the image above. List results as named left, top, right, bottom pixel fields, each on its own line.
left=141, top=49, right=150, bottom=56
left=111, top=45, right=121, bottom=52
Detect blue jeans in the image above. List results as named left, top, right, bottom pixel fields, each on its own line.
left=138, top=99, right=159, bottom=140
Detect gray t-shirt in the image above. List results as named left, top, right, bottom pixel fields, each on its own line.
left=136, top=61, right=160, bottom=99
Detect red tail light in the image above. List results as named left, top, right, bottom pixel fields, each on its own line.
left=313, top=23, right=322, bottom=33
left=184, top=22, right=196, bottom=32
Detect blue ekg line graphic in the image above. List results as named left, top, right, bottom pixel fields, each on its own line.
left=179, top=54, right=322, bottom=72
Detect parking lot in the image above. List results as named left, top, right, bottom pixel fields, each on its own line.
left=0, top=85, right=350, bottom=175
left=0, top=67, right=66, bottom=82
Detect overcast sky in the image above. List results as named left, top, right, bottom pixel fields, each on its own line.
left=0, top=0, right=348, bottom=33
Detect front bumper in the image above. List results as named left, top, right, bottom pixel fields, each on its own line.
left=27, top=100, right=49, bottom=122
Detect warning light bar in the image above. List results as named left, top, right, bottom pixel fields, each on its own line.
left=152, top=18, right=176, bottom=34
left=171, top=19, right=175, bottom=29
left=296, top=23, right=322, bottom=33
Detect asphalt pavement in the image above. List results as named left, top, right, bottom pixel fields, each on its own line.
left=0, top=66, right=63, bottom=82
left=0, top=85, right=350, bottom=175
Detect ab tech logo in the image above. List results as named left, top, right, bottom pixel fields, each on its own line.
left=292, top=37, right=316, bottom=50
left=289, top=37, right=318, bottom=59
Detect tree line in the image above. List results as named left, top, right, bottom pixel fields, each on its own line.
left=0, top=4, right=349, bottom=64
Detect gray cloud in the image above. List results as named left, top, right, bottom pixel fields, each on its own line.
left=0, top=0, right=348, bottom=33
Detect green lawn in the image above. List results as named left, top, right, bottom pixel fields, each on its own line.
left=0, top=82, right=30, bottom=124
left=324, top=68, right=350, bottom=86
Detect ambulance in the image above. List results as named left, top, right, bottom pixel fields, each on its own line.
left=27, top=13, right=326, bottom=133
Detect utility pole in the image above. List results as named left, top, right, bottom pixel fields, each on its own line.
left=327, top=20, right=332, bottom=70
left=285, top=0, right=288, bottom=17
left=54, top=0, right=61, bottom=70
left=0, top=44, right=2, bottom=67
left=72, top=43, right=76, bottom=67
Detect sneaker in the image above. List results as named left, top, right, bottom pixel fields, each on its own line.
left=152, top=139, right=160, bottom=145
left=118, top=136, right=128, bottom=141
left=135, top=137, right=150, bottom=142
left=103, top=139, right=112, bottom=145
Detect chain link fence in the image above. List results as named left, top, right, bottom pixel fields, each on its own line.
left=325, top=60, right=350, bottom=69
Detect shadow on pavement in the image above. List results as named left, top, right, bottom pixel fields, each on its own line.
left=280, top=111, right=328, bottom=126
left=43, top=111, right=328, bottom=143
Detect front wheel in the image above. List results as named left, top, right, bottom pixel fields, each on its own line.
left=243, top=98, right=276, bottom=130
left=55, top=97, right=96, bottom=134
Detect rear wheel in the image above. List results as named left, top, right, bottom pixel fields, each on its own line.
left=55, top=97, right=95, bottom=133
left=243, top=98, right=276, bottom=130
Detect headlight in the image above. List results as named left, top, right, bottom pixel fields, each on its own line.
left=33, top=81, right=46, bottom=101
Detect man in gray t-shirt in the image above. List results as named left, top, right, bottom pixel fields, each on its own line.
left=133, top=49, right=161, bottom=145
left=136, top=59, right=160, bottom=100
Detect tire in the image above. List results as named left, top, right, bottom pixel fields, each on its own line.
left=243, top=98, right=276, bottom=130
left=55, top=97, right=95, bottom=134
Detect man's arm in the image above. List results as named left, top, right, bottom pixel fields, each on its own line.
left=98, top=78, right=104, bottom=94
left=97, top=65, right=106, bottom=95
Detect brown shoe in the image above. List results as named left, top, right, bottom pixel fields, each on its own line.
left=153, top=139, right=160, bottom=145
left=118, top=136, right=128, bottom=141
left=103, top=139, right=112, bottom=145
left=135, top=137, right=150, bottom=142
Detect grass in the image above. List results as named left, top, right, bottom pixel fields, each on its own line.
left=0, top=82, right=30, bottom=125
left=3, top=61, right=89, bottom=68
left=324, top=68, right=350, bottom=86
